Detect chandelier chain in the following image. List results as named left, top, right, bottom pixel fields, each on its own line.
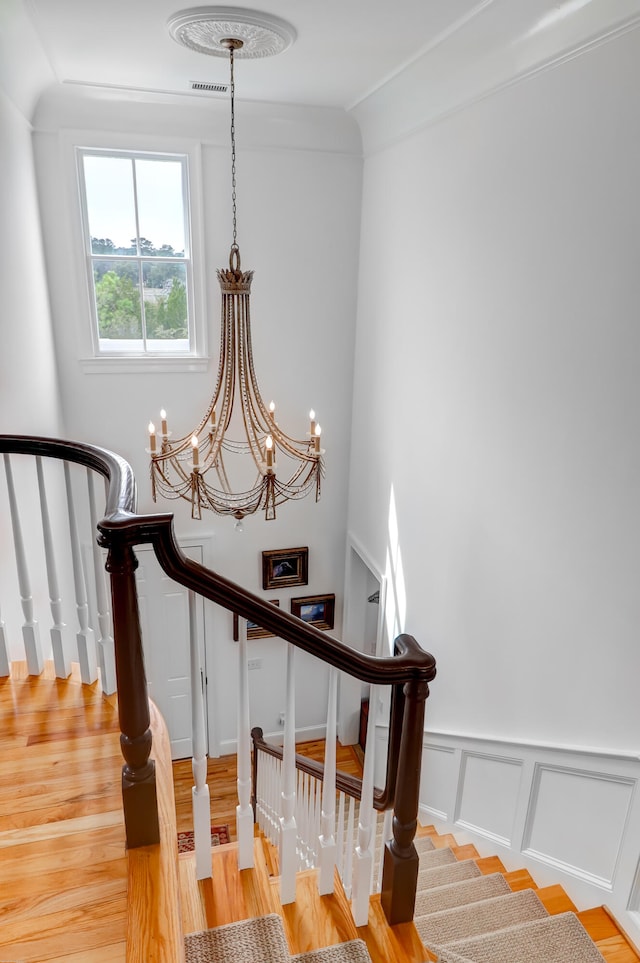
left=230, top=45, right=238, bottom=249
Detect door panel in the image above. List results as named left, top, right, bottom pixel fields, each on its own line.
left=135, top=544, right=206, bottom=759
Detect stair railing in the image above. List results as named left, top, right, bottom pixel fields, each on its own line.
left=250, top=642, right=427, bottom=925
left=0, top=434, right=436, bottom=925
left=251, top=697, right=388, bottom=924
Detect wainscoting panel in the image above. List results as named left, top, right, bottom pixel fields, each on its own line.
left=455, top=751, right=523, bottom=847
left=522, top=764, right=634, bottom=886
left=420, top=743, right=457, bottom=821
left=384, top=725, right=640, bottom=948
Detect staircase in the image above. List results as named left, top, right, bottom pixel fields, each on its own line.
left=176, top=813, right=640, bottom=963
left=1, top=659, right=638, bottom=963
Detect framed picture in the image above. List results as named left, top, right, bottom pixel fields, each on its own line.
left=262, top=546, right=308, bottom=590
left=291, top=594, right=335, bottom=631
left=233, top=600, right=280, bottom=641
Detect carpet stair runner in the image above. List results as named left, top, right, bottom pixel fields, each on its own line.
left=413, top=844, right=607, bottom=962
left=184, top=914, right=372, bottom=963
left=338, top=814, right=608, bottom=961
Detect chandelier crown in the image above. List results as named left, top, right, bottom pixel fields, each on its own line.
left=217, top=245, right=253, bottom=292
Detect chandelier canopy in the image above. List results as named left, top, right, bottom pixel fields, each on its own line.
left=149, top=17, right=324, bottom=523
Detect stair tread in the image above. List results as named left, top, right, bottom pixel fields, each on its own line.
left=415, top=888, right=548, bottom=951
left=434, top=910, right=606, bottom=963
left=414, top=835, right=436, bottom=854
left=417, top=859, right=482, bottom=890
left=292, top=939, right=373, bottom=963
left=184, top=914, right=290, bottom=963
left=414, top=873, right=511, bottom=918
left=418, top=847, right=457, bottom=870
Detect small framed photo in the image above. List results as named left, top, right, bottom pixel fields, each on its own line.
left=291, top=594, right=335, bottom=631
left=262, top=547, right=309, bottom=590
left=234, top=600, right=280, bottom=641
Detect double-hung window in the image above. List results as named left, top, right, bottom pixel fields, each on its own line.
left=78, top=149, right=196, bottom=357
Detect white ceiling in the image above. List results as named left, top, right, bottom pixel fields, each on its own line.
left=17, top=0, right=640, bottom=115
left=18, top=0, right=536, bottom=109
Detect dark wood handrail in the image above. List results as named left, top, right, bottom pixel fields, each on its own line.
left=0, top=434, right=137, bottom=518
left=101, top=514, right=436, bottom=685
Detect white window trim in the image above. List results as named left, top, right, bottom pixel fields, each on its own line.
left=61, top=130, right=209, bottom=373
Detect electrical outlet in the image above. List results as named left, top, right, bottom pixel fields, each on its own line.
left=278, top=712, right=285, bottom=726
left=248, top=658, right=262, bottom=670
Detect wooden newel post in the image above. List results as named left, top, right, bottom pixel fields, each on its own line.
left=251, top=727, right=262, bottom=821
left=380, top=675, right=430, bottom=924
left=105, top=538, right=160, bottom=848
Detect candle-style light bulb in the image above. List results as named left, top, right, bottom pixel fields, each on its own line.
left=148, top=422, right=157, bottom=453
left=309, top=409, right=316, bottom=435
left=191, top=434, right=200, bottom=468
left=160, top=409, right=167, bottom=436
left=269, top=401, right=276, bottom=421
left=314, top=424, right=322, bottom=453
left=265, top=434, right=274, bottom=470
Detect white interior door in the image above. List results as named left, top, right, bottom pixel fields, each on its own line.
left=135, top=543, right=207, bottom=759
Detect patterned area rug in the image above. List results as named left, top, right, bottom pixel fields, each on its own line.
left=178, top=824, right=230, bottom=853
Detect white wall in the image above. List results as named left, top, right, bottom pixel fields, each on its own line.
left=0, top=13, right=64, bottom=655
left=0, top=94, right=61, bottom=435
left=31, top=85, right=363, bottom=747
left=348, top=26, right=640, bottom=753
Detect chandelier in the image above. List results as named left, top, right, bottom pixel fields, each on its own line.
left=149, top=15, right=323, bottom=523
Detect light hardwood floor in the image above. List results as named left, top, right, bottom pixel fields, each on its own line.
left=0, top=662, right=128, bottom=963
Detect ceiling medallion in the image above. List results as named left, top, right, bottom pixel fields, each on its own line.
left=168, top=6, right=296, bottom=59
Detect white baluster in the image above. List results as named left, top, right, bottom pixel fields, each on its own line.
left=336, top=791, right=345, bottom=879
left=376, top=809, right=393, bottom=894
left=262, top=755, right=272, bottom=842
left=86, top=470, right=116, bottom=694
left=312, top=777, right=321, bottom=867
left=318, top=666, right=338, bottom=894
left=279, top=642, right=297, bottom=904
left=260, top=753, right=271, bottom=839
left=352, top=684, right=377, bottom=926
left=255, top=751, right=265, bottom=834
left=35, top=457, right=70, bottom=679
left=4, top=454, right=43, bottom=675
left=63, top=462, right=97, bottom=683
left=344, top=795, right=355, bottom=898
left=236, top=617, right=254, bottom=869
left=305, top=773, right=315, bottom=868
left=0, top=599, right=9, bottom=677
left=189, top=591, right=211, bottom=880
left=268, top=756, right=280, bottom=846
left=296, top=770, right=305, bottom=870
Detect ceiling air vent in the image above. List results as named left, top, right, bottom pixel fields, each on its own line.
left=191, top=81, right=228, bottom=92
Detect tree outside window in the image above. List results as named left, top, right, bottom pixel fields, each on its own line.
left=79, top=151, right=193, bottom=355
